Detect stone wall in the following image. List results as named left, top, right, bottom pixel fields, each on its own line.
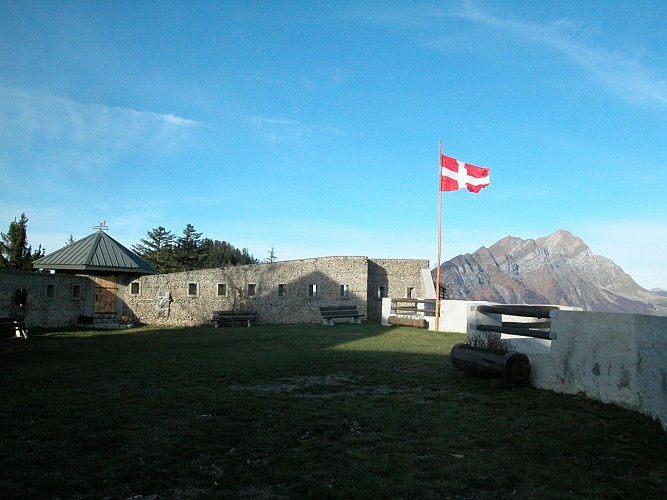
left=0, top=270, right=91, bottom=329
left=123, top=257, right=429, bottom=326
left=368, top=259, right=429, bottom=321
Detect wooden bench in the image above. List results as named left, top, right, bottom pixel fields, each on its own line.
left=0, top=317, right=28, bottom=339
left=319, top=305, right=363, bottom=326
left=211, top=311, right=258, bottom=328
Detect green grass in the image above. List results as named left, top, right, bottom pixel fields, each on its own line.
left=1, top=323, right=665, bottom=499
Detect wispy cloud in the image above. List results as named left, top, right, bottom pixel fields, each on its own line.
left=0, top=86, right=199, bottom=179
left=452, top=1, right=667, bottom=107
left=246, top=116, right=347, bottom=144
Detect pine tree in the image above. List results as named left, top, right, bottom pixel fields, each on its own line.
left=132, top=226, right=177, bottom=273
left=264, top=247, right=278, bottom=263
left=0, top=213, right=35, bottom=271
left=176, top=224, right=204, bottom=271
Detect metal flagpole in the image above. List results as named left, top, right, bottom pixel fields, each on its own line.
left=435, top=141, right=443, bottom=332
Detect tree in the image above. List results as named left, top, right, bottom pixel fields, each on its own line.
left=264, top=247, right=278, bottom=263
left=0, top=213, right=40, bottom=271
left=132, top=226, right=177, bottom=273
left=133, top=225, right=259, bottom=271
left=201, top=239, right=259, bottom=268
left=176, top=224, right=204, bottom=272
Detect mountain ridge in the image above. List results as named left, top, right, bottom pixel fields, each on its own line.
left=437, top=229, right=667, bottom=315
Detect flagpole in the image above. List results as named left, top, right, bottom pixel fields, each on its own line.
left=435, top=141, right=443, bottom=332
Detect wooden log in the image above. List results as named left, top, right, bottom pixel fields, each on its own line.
left=476, top=323, right=552, bottom=340
left=388, top=316, right=429, bottom=329
left=476, top=304, right=556, bottom=319
left=450, top=343, right=531, bottom=383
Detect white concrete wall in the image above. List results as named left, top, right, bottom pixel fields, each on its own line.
left=382, top=298, right=492, bottom=333
left=528, top=310, right=667, bottom=431
left=466, top=306, right=667, bottom=431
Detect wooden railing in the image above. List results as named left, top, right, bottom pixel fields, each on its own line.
left=390, top=298, right=436, bottom=317
left=388, top=298, right=436, bottom=329
left=474, top=304, right=559, bottom=340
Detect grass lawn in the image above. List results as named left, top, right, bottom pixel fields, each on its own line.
left=1, top=323, right=665, bottom=499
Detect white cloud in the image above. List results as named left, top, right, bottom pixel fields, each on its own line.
left=246, top=115, right=347, bottom=144
left=452, top=2, right=667, bottom=107
left=0, top=86, right=199, bottom=178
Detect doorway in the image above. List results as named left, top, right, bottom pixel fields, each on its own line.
left=94, top=275, right=117, bottom=317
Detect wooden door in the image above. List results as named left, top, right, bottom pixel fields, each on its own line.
left=94, top=276, right=117, bottom=317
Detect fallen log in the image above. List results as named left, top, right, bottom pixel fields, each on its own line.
left=450, top=343, right=531, bottom=383
left=388, top=316, right=429, bottom=329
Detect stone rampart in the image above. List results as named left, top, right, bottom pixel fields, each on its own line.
left=0, top=270, right=91, bottom=329
left=124, top=257, right=428, bottom=326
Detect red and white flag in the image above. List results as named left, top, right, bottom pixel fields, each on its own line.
left=440, top=154, right=490, bottom=193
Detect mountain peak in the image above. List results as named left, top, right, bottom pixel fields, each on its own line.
left=439, top=229, right=666, bottom=315
left=535, top=229, right=588, bottom=256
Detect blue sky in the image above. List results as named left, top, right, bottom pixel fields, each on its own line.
left=1, top=1, right=666, bottom=289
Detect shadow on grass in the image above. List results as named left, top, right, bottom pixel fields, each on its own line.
left=1, top=323, right=666, bottom=499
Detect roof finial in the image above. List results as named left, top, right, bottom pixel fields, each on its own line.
left=94, top=220, right=108, bottom=232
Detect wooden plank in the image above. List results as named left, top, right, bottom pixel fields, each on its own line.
left=502, top=321, right=551, bottom=329
left=387, top=316, right=429, bottom=329
left=475, top=323, right=551, bottom=340
left=476, top=304, right=556, bottom=319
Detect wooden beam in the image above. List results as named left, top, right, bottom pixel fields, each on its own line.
left=450, top=343, right=531, bottom=383
left=388, top=316, right=429, bottom=329
left=475, top=323, right=551, bottom=340
left=476, top=304, right=557, bottom=319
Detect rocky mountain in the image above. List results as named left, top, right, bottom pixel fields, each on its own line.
left=437, top=229, right=667, bottom=315
left=650, top=288, right=667, bottom=297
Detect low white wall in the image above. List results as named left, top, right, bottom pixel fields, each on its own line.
left=381, top=298, right=492, bottom=333
left=529, top=310, right=667, bottom=431
left=467, top=306, right=667, bottom=431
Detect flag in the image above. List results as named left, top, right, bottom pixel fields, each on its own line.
left=440, top=154, right=490, bottom=193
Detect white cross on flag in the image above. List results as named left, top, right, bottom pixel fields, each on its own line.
left=440, top=154, right=490, bottom=193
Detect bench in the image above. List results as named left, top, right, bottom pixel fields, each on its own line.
left=0, top=317, right=28, bottom=339
left=319, top=305, right=364, bottom=326
left=211, top=311, right=258, bottom=328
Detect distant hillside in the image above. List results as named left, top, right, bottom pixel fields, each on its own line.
left=436, top=229, right=667, bottom=315
left=650, top=288, right=667, bottom=298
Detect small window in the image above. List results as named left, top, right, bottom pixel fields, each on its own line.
left=130, top=282, right=140, bottom=295
left=278, top=284, right=287, bottom=297
left=247, top=284, right=256, bottom=297
left=406, top=287, right=414, bottom=299
left=308, top=284, right=317, bottom=297
left=340, top=284, right=350, bottom=298
left=188, top=283, right=198, bottom=296
left=376, top=286, right=385, bottom=299
left=72, top=284, right=81, bottom=299
left=46, top=284, right=55, bottom=298
left=217, top=283, right=227, bottom=296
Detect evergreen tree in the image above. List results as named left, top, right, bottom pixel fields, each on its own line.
left=132, top=226, right=177, bottom=273
left=176, top=224, right=204, bottom=271
left=0, top=213, right=36, bottom=271
left=200, top=239, right=258, bottom=268
left=264, top=247, right=278, bottom=263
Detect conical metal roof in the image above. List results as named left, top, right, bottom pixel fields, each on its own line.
left=33, top=231, right=158, bottom=275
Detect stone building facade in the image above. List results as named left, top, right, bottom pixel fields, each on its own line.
left=1, top=257, right=429, bottom=329
left=124, top=257, right=430, bottom=326
left=0, top=269, right=90, bottom=329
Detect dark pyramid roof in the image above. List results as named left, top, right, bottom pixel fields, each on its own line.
left=33, top=231, right=158, bottom=275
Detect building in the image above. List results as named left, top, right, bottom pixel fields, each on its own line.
left=124, top=256, right=430, bottom=326
left=0, top=230, right=429, bottom=329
